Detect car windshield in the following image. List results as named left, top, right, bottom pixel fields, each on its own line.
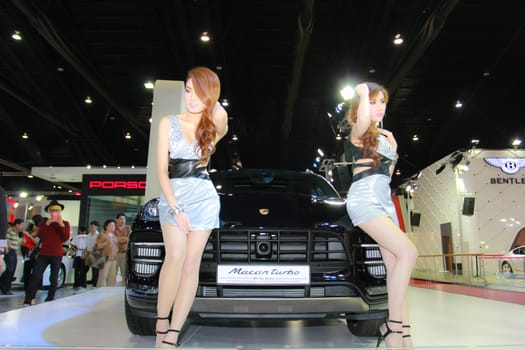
left=211, top=170, right=340, bottom=198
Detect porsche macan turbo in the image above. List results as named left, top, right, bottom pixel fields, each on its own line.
left=125, top=169, right=388, bottom=336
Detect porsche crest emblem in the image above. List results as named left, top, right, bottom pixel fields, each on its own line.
left=259, top=208, right=269, bottom=215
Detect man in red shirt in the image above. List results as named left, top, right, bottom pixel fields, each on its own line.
left=23, top=200, right=70, bottom=305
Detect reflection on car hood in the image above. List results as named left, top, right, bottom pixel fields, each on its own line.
left=218, top=191, right=348, bottom=228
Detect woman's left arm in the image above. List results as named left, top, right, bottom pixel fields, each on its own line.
left=212, top=102, right=228, bottom=142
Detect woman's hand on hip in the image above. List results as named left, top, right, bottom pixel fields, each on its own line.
left=173, top=213, right=192, bottom=234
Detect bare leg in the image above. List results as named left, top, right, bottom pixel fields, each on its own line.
left=160, top=229, right=211, bottom=348
left=156, top=222, right=186, bottom=347
left=359, top=216, right=417, bottom=348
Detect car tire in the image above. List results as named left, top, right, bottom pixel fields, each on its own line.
left=501, top=261, right=513, bottom=278
left=41, top=264, right=66, bottom=290
left=346, top=318, right=383, bottom=336
left=125, top=294, right=156, bottom=335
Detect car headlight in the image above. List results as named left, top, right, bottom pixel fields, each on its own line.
left=138, top=198, right=160, bottom=221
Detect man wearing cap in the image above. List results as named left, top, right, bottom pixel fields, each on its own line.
left=23, top=200, right=70, bottom=305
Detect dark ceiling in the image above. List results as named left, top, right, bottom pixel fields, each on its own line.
left=1, top=0, right=524, bottom=196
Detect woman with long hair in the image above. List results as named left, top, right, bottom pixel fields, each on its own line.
left=155, top=66, right=228, bottom=348
left=346, top=82, right=418, bottom=348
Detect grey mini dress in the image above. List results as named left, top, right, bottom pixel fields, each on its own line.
left=345, top=135, right=399, bottom=226
left=158, top=115, right=220, bottom=230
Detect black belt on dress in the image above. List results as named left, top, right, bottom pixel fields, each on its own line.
left=168, top=158, right=210, bottom=180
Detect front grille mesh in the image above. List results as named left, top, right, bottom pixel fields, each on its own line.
left=202, top=229, right=348, bottom=263
left=129, top=230, right=386, bottom=285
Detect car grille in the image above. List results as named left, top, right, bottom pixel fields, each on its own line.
left=202, top=229, right=348, bottom=262
left=360, top=244, right=386, bottom=279
left=130, top=230, right=385, bottom=283
left=130, top=242, right=164, bottom=278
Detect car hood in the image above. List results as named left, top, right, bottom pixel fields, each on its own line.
left=218, top=191, right=349, bottom=228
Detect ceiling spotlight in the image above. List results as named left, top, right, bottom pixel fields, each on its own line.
left=232, top=134, right=238, bottom=141
left=125, top=132, right=132, bottom=140
left=317, top=148, right=325, bottom=157
left=200, top=32, right=210, bottom=42
left=85, top=96, right=93, bottom=104
left=412, top=134, right=419, bottom=142
left=36, top=195, right=44, bottom=201
left=57, top=67, right=64, bottom=72
left=455, top=100, right=463, bottom=108
left=471, top=139, right=480, bottom=145
left=19, top=191, right=28, bottom=198
left=144, top=81, right=154, bottom=89
left=336, top=133, right=342, bottom=141
left=369, top=68, right=376, bottom=74
left=12, top=30, right=22, bottom=41
left=340, top=85, right=355, bottom=100
left=511, top=138, right=522, bottom=148
left=393, top=33, right=404, bottom=45
left=221, top=99, right=229, bottom=107
left=22, top=132, right=29, bottom=139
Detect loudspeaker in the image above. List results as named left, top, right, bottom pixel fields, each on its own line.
left=410, top=211, right=421, bottom=227
left=462, top=197, right=475, bottom=216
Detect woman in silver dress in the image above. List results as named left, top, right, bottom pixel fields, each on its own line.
left=346, top=82, right=418, bottom=348
left=155, top=67, right=228, bottom=348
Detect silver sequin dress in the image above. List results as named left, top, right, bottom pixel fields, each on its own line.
left=158, top=115, right=220, bottom=230
left=346, top=135, right=399, bottom=226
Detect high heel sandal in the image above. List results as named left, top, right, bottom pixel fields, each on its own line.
left=161, top=329, right=181, bottom=348
left=402, top=324, right=411, bottom=339
left=156, top=316, right=170, bottom=347
left=403, top=324, right=413, bottom=347
left=156, top=316, right=170, bottom=336
left=376, top=319, right=402, bottom=348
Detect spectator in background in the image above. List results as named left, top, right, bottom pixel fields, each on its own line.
left=0, top=186, right=7, bottom=251
left=71, top=226, right=89, bottom=293
left=21, top=220, right=38, bottom=258
left=0, top=218, right=23, bottom=295
left=23, top=200, right=70, bottom=305
left=86, top=220, right=100, bottom=287
left=115, top=213, right=131, bottom=285
left=21, top=215, right=43, bottom=303
left=96, top=219, right=118, bottom=287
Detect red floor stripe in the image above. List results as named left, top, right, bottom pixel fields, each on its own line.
left=410, top=279, right=525, bottom=305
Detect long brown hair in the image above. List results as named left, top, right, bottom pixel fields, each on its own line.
left=187, top=67, right=221, bottom=163
left=347, top=82, right=389, bottom=166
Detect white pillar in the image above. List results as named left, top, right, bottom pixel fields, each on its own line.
left=145, top=80, right=186, bottom=201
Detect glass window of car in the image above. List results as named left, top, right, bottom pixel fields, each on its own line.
left=211, top=171, right=340, bottom=198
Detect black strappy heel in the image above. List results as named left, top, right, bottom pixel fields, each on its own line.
left=161, top=329, right=181, bottom=348
left=402, top=324, right=411, bottom=339
left=156, top=316, right=170, bottom=336
left=376, top=319, right=402, bottom=347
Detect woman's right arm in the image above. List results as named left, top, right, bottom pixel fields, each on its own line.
left=157, top=116, right=177, bottom=208
left=350, top=83, right=371, bottom=142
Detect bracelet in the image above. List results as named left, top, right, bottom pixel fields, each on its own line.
left=168, top=205, right=184, bottom=216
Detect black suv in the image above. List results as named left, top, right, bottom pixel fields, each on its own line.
left=125, top=169, right=388, bottom=336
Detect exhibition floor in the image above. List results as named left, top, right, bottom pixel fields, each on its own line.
left=0, top=283, right=524, bottom=349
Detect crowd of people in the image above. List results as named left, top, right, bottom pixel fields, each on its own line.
left=0, top=199, right=132, bottom=306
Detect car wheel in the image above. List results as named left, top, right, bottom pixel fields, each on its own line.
left=346, top=318, right=383, bottom=336
left=41, top=264, right=66, bottom=290
left=501, top=261, right=513, bottom=278
left=125, top=294, right=156, bottom=335
left=57, top=264, right=66, bottom=288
